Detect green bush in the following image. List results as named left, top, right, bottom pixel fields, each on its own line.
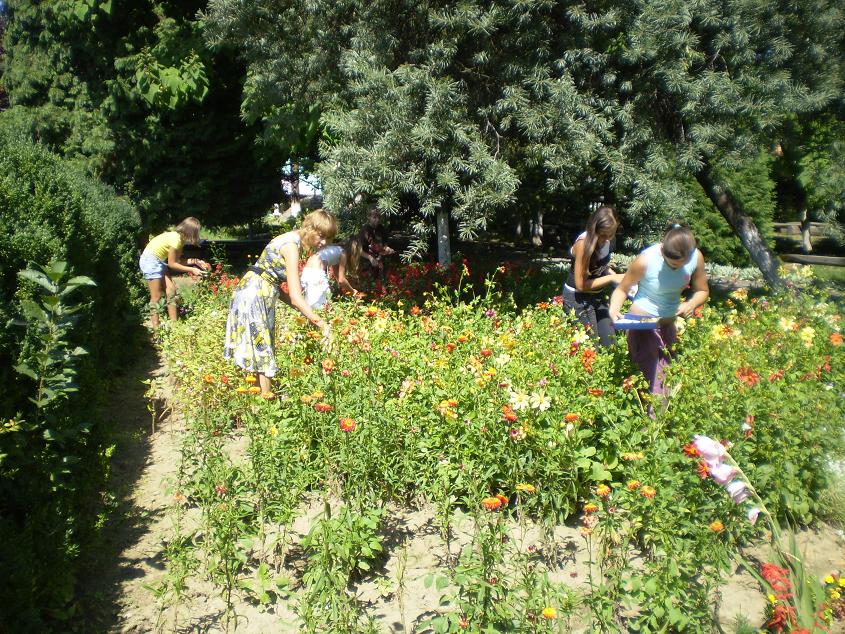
left=0, top=125, right=142, bottom=628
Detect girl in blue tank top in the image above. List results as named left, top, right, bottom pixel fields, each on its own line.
left=609, top=225, right=709, bottom=395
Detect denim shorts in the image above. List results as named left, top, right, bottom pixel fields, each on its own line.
left=139, top=253, right=167, bottom=280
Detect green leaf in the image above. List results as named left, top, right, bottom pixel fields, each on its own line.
left=18, top=269, right=56, bottom=293
left=13, top=364, right=38, bottom=380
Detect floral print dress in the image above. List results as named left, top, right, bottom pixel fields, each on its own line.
left=224, top=233, right=300, bottom=377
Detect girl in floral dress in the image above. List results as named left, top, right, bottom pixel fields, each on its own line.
left=224, top=210, right=337, bottom=397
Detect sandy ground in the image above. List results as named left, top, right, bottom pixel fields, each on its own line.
left=81, top=344, right=845, bottom=634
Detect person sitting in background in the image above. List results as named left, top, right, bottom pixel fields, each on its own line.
left=358, top=208, right=395, bottom=280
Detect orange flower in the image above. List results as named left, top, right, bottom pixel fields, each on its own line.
left=580, top=526, right=593, bottom=537
left=709, top=520, right=725, bottom=533
left=322, top=358, right=336, bottom=374
left=314, top=402, right=333, bottom=413
left=247, top=386, right=262, bottom=395
left=640, top=485, right=656, bottom=498
left=697, top=461, right=710, bottom=479
left=260, top=391, right=276, bottom=401
left=583, top=502, right=599, bottom=514
left=622, top=375, right=636, bottom=392
left=501, top=405, right=518, bottom=422
left=300, top=394, right=313, bottom=404
left=446, top=343, right=457, bottom=353
left=596, top=484, right=611, bottom=498
left=565, top=412, right=579, bottom=422
left=410, top=306, right=422, bottom=316
left=736, top=366, right=760, bottom=388
left=220, top=375, right=229, bottom=384
left=481, top=496, right=503, bottom=511
left=541, top=607, right=557, bottom=619
left=203, top=374, right=214, bottom=383
left=457, top=335, right=468, bottom=343
left=339, top=418, right=357, bottom=433
left=587, top=388, right=604, bottom=397
left=495, top=493, right=509, bottom=507
left=480, top=348, right=492, bottom=357
left=626, top=480, right=641, bottom=491
left=830, top=333, right=843, bottom=346
left=366, top=306, right=379, bottom=317
left=245, top=375, right=257, bottom=384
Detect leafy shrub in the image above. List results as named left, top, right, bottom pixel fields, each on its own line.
left=0, top=126, right=142, bottom=628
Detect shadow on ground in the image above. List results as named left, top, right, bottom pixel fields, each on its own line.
left=75, top=342, right=164, bottom=632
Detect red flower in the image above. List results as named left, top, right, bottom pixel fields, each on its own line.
left=736, top=366, right=760, bottom=388
left=410, top=306, right=422, bottom=316
left=480, top=348, right=492, bottom=357
left=495, top=493, right=509, bottom=507
left=587, top=388, right=603, bottom=397
left=446, top=343, right=457, bottom=353
left=768, top=369, right=785, bottom=382
left=581, top=348, right=597, bottom=373
left=339, top=418, right=357, bottom=433
left=682, top=443, right=701, bottom=458
left=219, top=375, right=229, bottom=384
left=314, top=402, right=333, bottom=413
left=697, top=461, right=710, bottom=479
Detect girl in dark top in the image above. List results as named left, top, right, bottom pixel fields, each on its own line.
left=563, top=205, right=625, bottom=347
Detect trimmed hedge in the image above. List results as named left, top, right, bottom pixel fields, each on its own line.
left=0, top=123, right=143, bottom=628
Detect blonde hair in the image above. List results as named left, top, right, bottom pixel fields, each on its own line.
left=345, top=236, right=363, bottom=278
left=175, top=217, right=201, bottom=246
left=662, top=223, right=697, bottom=261
left=300, top=209, right=338, bottom=250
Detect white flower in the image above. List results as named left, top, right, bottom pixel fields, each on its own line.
left=799, top=326, right=815, bottom=347
left=509, top=391, right=530, bottom=411
left=572, top=330, right=590, bottom=345
left=529, top=390, right=551, bottom=411
left=494, top=353, right=511, bottom=366
left=779, top=317, right=796, bottom=332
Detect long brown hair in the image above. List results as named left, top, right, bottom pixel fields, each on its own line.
left=175, top=217, right=201, bottom=246
left=581, top=205, right=619, bottom=271
left=345, top=236, right=363, bottom=278
left=662, top=223, right=697, bottom=261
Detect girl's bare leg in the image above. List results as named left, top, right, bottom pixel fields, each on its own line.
left=164, top=273, right=178, bottom=321
left=147, top=278, right=165, bottom=328
left=258, top=373, right=272, bottom=394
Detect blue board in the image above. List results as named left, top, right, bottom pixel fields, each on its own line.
left=614, top=313, right=660, bottom=330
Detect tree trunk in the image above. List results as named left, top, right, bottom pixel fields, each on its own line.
left=695, top=161, right=784, bottom=290
left=436, top=209, right=451, bottom=266
left=289, top=162, right=302, bottom=217
left=799, top=208, right=813, bottom=254
left=531, top=208, right=544, bottom=247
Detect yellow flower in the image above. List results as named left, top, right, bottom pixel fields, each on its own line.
left=269, top=426, right=278, bottom=437
left=830, top=590, right=841, bottom=600
left=312, top=390, right=324, bottom=399
left=839, top=577, right=845, bottom=587
left=541, top=607, right=557, bottom=620
left=515, top=483, right=536, bottom=494
left=767, top=593, right=777, bottom=604
left=824, top=575, right=835, bottom=584
left=245, top=375, right=257, bottom=384
left=799, top=326, right=815, bottom=347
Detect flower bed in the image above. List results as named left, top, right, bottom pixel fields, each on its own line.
left=154, top=262, right=844, bottom=632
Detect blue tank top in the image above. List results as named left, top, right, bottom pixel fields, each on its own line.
left=632, top=244, right=699, bottom=318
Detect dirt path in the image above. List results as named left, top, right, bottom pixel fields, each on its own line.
left=81, top=343, right=845, bottom=633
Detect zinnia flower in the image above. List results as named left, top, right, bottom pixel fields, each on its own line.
left=245, top=375, right=257, bottom=384
left=640, top=485, right=656, bottom=498
left=321, top=358, right=335, bottom=374
left=339, top=418, right=357, bottom=433
left=830, top=332, right=843, bottom=346
left=481, top=497, right=502, bottom=511
left=627, top=480, right=640, bottom=491
left=202, top=374, right=214, bottom=383
left=314, top=402, right=333, bottom=413
left=596, top=484, right=611, bottom=498
left=583, top=503, right=599, bottom=514
left=709, top=520, right=724, bottom=533
left=495, top=493, right=509, bottom=506
left=565, top=412, right=580, bottom=422
left=248, top=386, right=261, bottom=394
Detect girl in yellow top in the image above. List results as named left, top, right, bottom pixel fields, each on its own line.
left=139, top=217, right=209, bottom=327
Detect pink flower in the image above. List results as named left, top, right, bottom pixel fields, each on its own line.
left=725, top=480, right=750, bottom=504
left=709, top=463, right=738, bottom=486
left=693, top=435, right=726, bottom=465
